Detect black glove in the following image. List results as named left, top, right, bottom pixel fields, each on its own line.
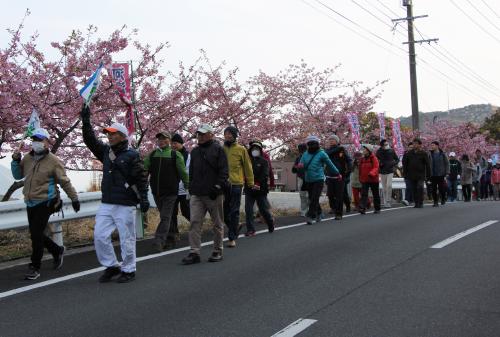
left=72, top=200, right=80, bottom=213
left=80, top=104, right=90, bottom=119
left=140, top=199, right=150, bottom=213
left=209, top=185, right=222, bottom=200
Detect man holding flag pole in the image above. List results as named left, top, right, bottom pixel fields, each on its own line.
left=80, top=63, right=149, bottom=283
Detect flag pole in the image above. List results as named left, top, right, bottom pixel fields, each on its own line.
left=130, top=60, right=138, bottom=147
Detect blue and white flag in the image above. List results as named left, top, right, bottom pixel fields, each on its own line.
left=79, top=63, right=104, bottom=105
left=24, top=108, right=40, bottom=138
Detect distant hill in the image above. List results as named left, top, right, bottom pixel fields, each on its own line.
left=399, top=104, right=498, bottom=128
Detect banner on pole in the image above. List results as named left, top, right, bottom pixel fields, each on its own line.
left=79, top=63, right=104, bottom=106
left=24, top=108, right=40, bottom=138
left=347, top=113, right=361, bottom=151
left=391, top=119, right=404, bottom=158
left=109, top=63, right=132, bottom=105
left=377, top=112, right=386, bottom=140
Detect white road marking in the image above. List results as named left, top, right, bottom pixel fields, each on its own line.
left=271, top=318, right=317, bottom=337
left=430, top=220, right=499, bottom=249
left=0, top=205, right=411, bottom=300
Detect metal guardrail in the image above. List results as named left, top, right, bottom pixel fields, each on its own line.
left=0, top=177, right=459, bottom=245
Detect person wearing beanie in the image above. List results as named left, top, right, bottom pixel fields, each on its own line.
left=402, top=138, right=431, bottom=208
left=447, top=151, right=461, bottom=202
left=244, top=141, right=275, bottom=235
left=144, top=132, right=189, bottom=252
left=297, top=135, right=339, bottom=225
left=429, top=141, right=449, bottom=207
left=325, top=134, right=352, bottom=220
left=11, top=128, right=80, bottom=280
left=167, top=133, right=191, bottom=248
left=292, top=143, right=309, bottom=216
left=358, top=144, right=381, bottom=214
left=376, top=139, right=399, bottom=208
left=223, top=126, right=254, bottom=248
left=81, top=105, right=150, bottom=283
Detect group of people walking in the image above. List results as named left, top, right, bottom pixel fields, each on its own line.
left=10, top=108, right=499, bottom=282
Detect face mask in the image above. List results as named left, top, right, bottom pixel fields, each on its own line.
left=251, top=150, right=260, bottom=157
left=384, top=145, right=390, bottom=149
left=31, top=141, right=46, bottom=153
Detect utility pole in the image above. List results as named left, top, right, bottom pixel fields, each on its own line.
left=393, top=0, right=438, bottom=132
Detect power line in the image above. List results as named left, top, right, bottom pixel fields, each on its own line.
left=464, top=0, right=500, bottom=33
left=299, top=0, right=493, bottom=105
left=480, top=0, right=500, bottom=18
left=367, top=0, right=499, bottom=92
left=450, top=0, right=500, bottom=45
left=415, top=26, right=500, bottom=93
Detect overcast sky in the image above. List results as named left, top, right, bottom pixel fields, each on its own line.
left=2, top=0, right=500, bottom=190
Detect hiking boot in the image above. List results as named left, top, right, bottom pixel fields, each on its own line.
left=53, top=246, right=65, bottom=270
left=268, top=223, right=275, bottom=233
left=98, top=266, right=121, bottom=283
left=24, top=265, right=40, bottom=281
left=433, top=203, right=439, bottom=207
left=226, top=240, right=236, bottom=248
left=245, top=231, right=256, bottom=237
left=402, top=200, right=410, bottom=206
left=345, top=205, right=351, bottom=213
left=305, top=217, right=313, bottom=225
left=335, top=215, right=342, bottom=220
left=359, top=209, right=366, bottom=215
left=116, top=272, right=135, bottom=283
left=182, top=253, right=201, bottom=265
left=152, top=241, right=164, bottom=253
left=164, top=239, right=177, bottom=250
left=208, top=251, right=223, bottom=262
left=441, top=200, right=446, bottom=205
left=374, top=210, right=381, bottom=214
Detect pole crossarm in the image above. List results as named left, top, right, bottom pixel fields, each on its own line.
left=391, top=15, right=428, bottom=22
left=403, top=38, right=439, bottom=45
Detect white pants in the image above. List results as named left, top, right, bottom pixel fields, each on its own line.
left=94, top=203, right=137, bottom=273
left=380, top=173, right=393, bottom=206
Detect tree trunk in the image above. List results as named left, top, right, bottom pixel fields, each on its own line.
left=1, top=180, right=25, bottom=202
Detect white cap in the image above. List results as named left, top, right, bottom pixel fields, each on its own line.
left=306, top=135, right=320, bottom=143
left=449, top=152, right=456, bottom=157
left=488, top=158, right=493, bottom=163
left=196, top=124, right=214, bottom=134
left=103, top=122, right=128, bottom=138
left=32, top=128, right=50, bottom=140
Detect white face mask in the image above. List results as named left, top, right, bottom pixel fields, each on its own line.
left=384, top=144, right=390, bottom=149
left=31, top=141, right=46, bottom=153
left=251, top=150, right=260, bottom=157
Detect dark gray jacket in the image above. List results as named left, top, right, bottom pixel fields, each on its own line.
left=429, top=150, right=450, bottom=177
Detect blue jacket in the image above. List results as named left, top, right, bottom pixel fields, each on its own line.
left=300, top=150, right=339, bottom=183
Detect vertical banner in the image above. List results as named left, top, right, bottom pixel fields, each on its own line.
left=377, top=112, right=386, bottom=140
left=347, top=113, right=361, bottom=151
left=109, top=63, right=134, bottom=136
left=391, top=119, right=404, bottom=158
left=109, top=63, right=132, bottom=104
left=24, top=108, right=41, bottom=138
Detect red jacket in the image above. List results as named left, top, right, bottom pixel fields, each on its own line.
left=492, top=167, right=500, bottom=184
left=359, top=153, right=380, bottom=184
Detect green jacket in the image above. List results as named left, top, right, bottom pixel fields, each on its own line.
left=144, top=147, right=189, bottom=194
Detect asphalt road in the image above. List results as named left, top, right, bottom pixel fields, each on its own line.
left=1, top=201, right=500, bottom=337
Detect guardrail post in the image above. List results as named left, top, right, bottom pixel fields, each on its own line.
left=49, top=222, right=64, bottom=246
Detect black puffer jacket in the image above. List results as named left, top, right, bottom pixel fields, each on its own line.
left=82, top=116, right=148, bottom=206
left=402, top=149, right=431, bottom=181
left=325, top=145, right=353, bottom=179
left=189, top=140, right=229, bottom=196
left=244, top=155, right=269, bottom=196
left=376, top=147, right=399, bottom=174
